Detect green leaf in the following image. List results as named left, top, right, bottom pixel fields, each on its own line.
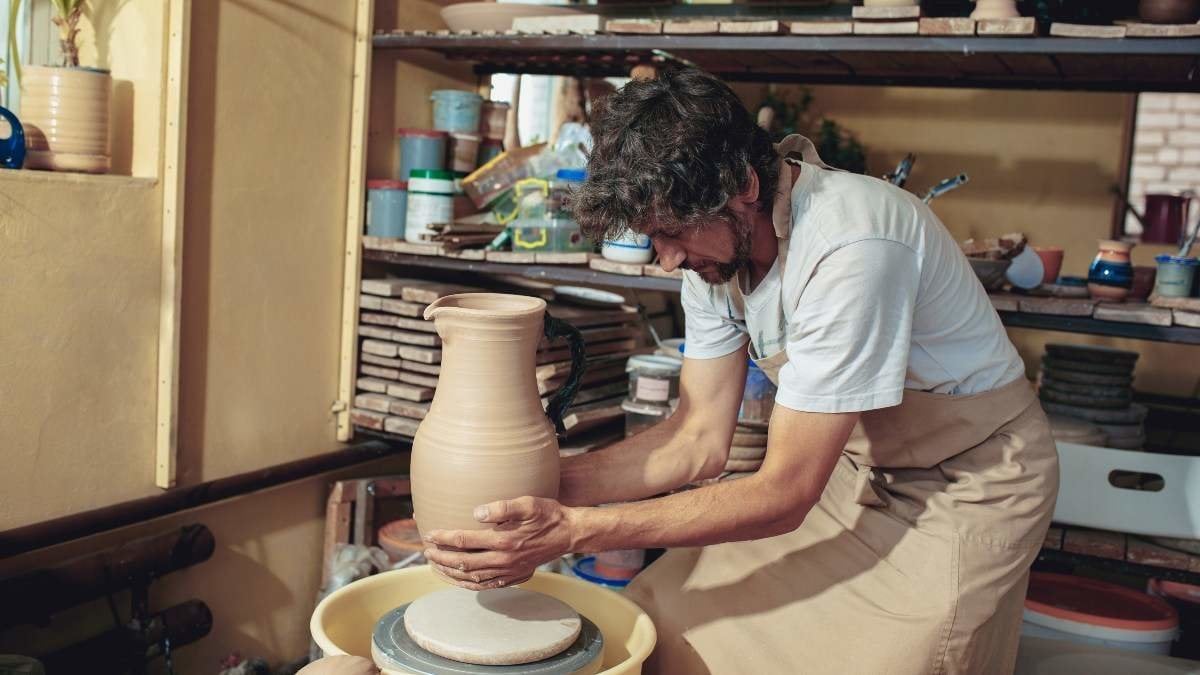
left=8, top=0, right=22, bottom=87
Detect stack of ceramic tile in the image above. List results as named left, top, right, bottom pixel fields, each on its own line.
left=1038, top=344, right=1146, bottom=450
left=351, top=278, right=644, bottom=442
left=723, top=425, right=768, bottom=478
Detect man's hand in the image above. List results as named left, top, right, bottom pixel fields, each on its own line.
left=423, top=496, right=577, bottom=591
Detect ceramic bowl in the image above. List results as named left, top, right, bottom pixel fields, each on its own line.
left=440, top=3, right=582, bottom=32
left=968, top=257, right=1012, bottom=291
left=1138, top=0, right=1200, bottom=23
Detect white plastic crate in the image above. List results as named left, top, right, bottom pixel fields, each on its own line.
left=1053, top=442, right=1200, bottom=540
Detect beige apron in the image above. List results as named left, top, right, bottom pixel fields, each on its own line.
left=626, top=140, right=1060, bottom=675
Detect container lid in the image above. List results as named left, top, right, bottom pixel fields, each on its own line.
left=626, top=354, right=683, bottom=375
left=556, top=168, right=587, bottom=182
left=408, top=169, right=456, bottom=181
left=1025, top=572, right=1179, bottom=632
left=431, top=89, right=483, bottom=100
left=450, top=132, right=481, bottom=142
left=396, top=127, right=449, bottom=139
left=572, top=556, right=631, bottom=588
left=1149, top=578, right=1200, bottom=604
left=367, top=179, right=407, bottom=190
left=1155, top=255, right=1200, bottom=266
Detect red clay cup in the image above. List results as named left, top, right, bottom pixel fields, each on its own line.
left=1034, top=246, right=1064, bottom=285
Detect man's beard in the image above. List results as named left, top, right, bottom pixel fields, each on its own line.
left=708, top=213, right=755, bottom=284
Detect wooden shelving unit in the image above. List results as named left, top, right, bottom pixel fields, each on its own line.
left=374, top=32, right=1200, bottom=92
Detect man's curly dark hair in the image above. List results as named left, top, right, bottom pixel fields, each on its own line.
left=573, top=67, right=780, bottom=245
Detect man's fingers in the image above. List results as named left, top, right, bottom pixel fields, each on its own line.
left=423, top=528, right=507, bottom=550
left=423, top=548, right=509, bottom=571
left=474, top=496, right=539, bottom=524
left=430, top=562, right=510, bottom=585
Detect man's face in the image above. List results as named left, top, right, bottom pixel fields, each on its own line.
left=649, top=212, right=754, bottom=285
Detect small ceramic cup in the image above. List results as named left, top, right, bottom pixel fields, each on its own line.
left=1154, top=255, right=1199, bottom=298
left=1033, top=246, right=1064, bottom=286
left=1088, top=239, right=1134, bottom=302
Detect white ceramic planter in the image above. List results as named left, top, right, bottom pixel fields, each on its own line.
left=19, top=65, right=111, bottom=173
left=971, top=0, right=1021, bottom=19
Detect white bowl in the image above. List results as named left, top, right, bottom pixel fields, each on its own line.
left=440, top=3, right=582, bottom=32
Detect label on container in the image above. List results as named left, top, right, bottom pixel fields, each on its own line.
left=636, top=376, right=671, bottom=403
left=406, top=191, right=453, bottom=243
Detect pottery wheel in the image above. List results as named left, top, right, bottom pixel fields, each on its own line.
left=403, top=588, right=582, bottom=666
left=373, top=598, right=604, bottom=675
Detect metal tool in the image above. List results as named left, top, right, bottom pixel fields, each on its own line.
left=923, top=173, right=969, bottom=204
left=884, top=153, right=915, bottom=188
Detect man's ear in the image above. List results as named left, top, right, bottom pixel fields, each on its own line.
left=730, top=165, right=760, bottom=212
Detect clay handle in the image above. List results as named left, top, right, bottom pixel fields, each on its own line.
left=543, top=313, right=588, bottom=437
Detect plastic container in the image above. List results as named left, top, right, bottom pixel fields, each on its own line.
left=311, top=566, right=656, bottom=674
left=365, top=179, right=408, bottom=238
left=626, top=354, right=682, bottom=405
left=395, top=128, right=447, bottom=181
left=602, top=228, right=654, bottom=264
left=1148, top=578, right=1200, bottom=659
left=1153, top=255, right=1198, bottom=298
left=477, top=138, right=504, bottom=166
left=447, top=132, right=481, bottom=173
left=740, top=360, right=777, bottom=424
left=621, top=398, right=674, bottom=438
left=431, top=89, right=483, bottom=133
left=570, top=556, right=633, bottom=591
left=1022, top=572, right=1179, bottom=655
left=508, top=174, right=590, bottom=252
left=480, top=100, right=510, bottom=140
left=595, top=549, right=646, bottom=580
left=405, top=169, right=455, bottom=244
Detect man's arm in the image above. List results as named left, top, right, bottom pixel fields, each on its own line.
left=423, top=404, right=858, bottom=589
left=558, top=345, right=749, bottom=507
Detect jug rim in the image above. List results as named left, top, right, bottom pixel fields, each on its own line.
left=424, top=292, right=546, bottom=321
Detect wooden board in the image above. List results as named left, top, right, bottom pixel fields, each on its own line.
left=360, top=326, right=441, bottom=347
left=663, top=19, right=719, bottom=35
left=852, top=5, right=920, bottom=19
left=1093, top=302, right=1173, bottom=327
left=536, top=352, right=633, bottom=382
left=853, top=20, right=919, bottom=35
left=642, top=264, right=683, bottom=279
left=605, top=19, right=661, bottom=35
left=1017, top=297, right=1096, bottom=317
left=1126, top=22, right=1200, bottom=38
left=354, top=392, right=394, bottom=414
left=362, top=236, right=445, bottom=256
left=362, top=364, right=402, bottom=381
left=919, top=17, right=975, bottom=36
left=543, top=303, right=639, bottom=328
left=1063, top=527, right=1127, bottom=560
left=397, top=344, right=442, bottom=364
left=719, top=20, right=785, bottom=35
left=1050, top=23, right=1126, bottom=39
left=1150, top=295, right=1200, bottom=312
left=540, top=325, right=641, bottom=350
left=384, top=415, right=421, bottom=437
left=350, top=408, right=387, bottom=430
left=389, top=398, right=431, bottom=420
left=362, top=353, right=403, bottom=368
left=399, top=280, right=478, bottom=304
left=538, top=362, right=628, bottom=396
left=1174, top=310, right=1200, bottom=328
left=535, top=251, right=591, bottom=265
left=381, top=298, right=426, bottom=318
left=589, top=257, right=644, bottom=276
left=976, top=17, right=1036, bottom=36
left=989, top=294, right=1020, bottom=312
left=386, top=381, right=434, bottom=402
left=402, top=360, right=442, bottom=376
left=360, top=294, right=383, bottom=310
left=543, top=381, right=629, bottom=409
left=512, top=13, right=604, bottom=35
left=788, top=20, right=853, bottom=35
left=359, top=324, right=396, bottom=341
left=444, top=248, right=487, bottom=261
left=357, top=377, right=390, bottom=394
left=486, top=250, right=537, bottom=264
left=562, top=400, right=624, bottom=433
left=361, top=278, right=408, bottom=297
left=537, top=338, right=637, bottom=366
left=399, top=371, right=439, bottom=389
left=362, top=339, right=399, bottom=358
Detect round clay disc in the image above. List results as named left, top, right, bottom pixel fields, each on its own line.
left=731, top=431, right=768, bottom=447
left=724, top=458, right=763, bottom=473
left=1039, top=388, right=1129, bottom=409
left=402, top=588, right=581, bottom=666
left=1045, top=343, right=1138, bottom=365
left=1040, top=401, right=1148, bottom=424
left=729, top=445, right=766, bottom=461
left=1039, top=377, right=1131, bottom=399
left=1041, top=367, right=1132, bottom=387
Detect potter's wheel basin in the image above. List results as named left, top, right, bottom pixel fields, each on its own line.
left=311, top=567, right=656, bottom=674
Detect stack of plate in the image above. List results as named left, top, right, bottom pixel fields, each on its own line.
left=1038, top=344, right=1146, bottom=450
left=723, top=423, right=768, bottom=477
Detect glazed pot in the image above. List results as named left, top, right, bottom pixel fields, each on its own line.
left=19, top=65, right=111, bottom=174
left=410, top=293, right=586, bottom=536
left=1088, top=239, right=1135, bottom=302
left=972, top=0, right=1020, bottom=19
left=1138, top=0, right=1200, bottom=23
left=0, top=106, right=26, bottom=169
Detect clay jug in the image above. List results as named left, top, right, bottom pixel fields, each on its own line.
left=411, top=293, right=586, bottom=537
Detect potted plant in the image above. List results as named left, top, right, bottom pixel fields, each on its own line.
left=11, top=0, right=111, bottom=173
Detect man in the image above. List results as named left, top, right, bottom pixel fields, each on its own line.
left=422, top=67, right=1058, bottom=674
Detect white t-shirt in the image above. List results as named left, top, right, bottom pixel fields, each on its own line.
left=682, top=160, right=1025, bottom=414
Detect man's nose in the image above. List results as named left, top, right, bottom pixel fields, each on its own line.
left=654, top=239, right=686, bottom=272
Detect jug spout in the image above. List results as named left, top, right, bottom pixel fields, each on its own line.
left=422, top=293, right=547, bottom=322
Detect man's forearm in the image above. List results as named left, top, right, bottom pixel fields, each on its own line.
left=559, top=415, right=719, bottom=507
left=568, top=473, right=812, bottom=553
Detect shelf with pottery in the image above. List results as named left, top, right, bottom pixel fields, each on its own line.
left=1039, top=524, right=1200, bottom=587
left=373, top=25, right=1200, bottom=93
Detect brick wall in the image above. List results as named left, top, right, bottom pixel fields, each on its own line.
left=1127, top=93, right=1200, bottom=237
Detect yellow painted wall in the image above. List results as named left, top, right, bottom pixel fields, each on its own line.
left=755, top=85, right=1200, bottom=398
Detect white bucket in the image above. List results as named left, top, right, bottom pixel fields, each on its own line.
left=1022, top=572, right=1179, bottom=656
